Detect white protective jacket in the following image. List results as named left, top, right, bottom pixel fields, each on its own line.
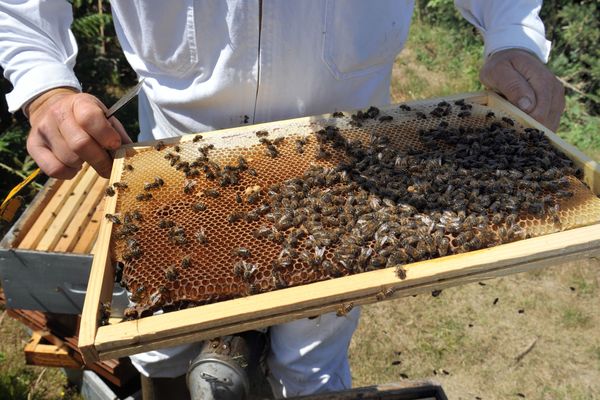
left=1, top=0, right=550, bottom=141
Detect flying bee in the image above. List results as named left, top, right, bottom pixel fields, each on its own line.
left=336, top=302, right=354, bottom=317
left=165, top=266, right=179, bottom=281
left=112, top=182, right=128, bottom=190
left=192, top=134, right=203, bottom=142
left=204, top=188, right=220, bottom=198
left=195, top=228, right=208, bottom=244
left=154, top=140, right=165, bottom=151
left=105, top=186, right=115, bottom=197
left=181, top=255, right=192, bottom=268
left=136, top=193, right=152, bottom=201
left=255, top=130, right=269, bottom=137
left=232, top=247, right=251, bottom=258
left=105, top=213, right=121, bottom=224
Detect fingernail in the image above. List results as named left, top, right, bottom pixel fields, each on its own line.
left=518, top=97, right=533, bottom=111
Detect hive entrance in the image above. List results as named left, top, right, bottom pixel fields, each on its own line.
left=104, top=100, right=600, bottom=320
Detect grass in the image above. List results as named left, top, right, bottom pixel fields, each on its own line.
left=0, top=17, right=599, bottom=400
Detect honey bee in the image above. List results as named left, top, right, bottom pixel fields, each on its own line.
left=154, top=140, right=165, bottom=151
left=247, top=192, right=260, bottom=205
left=158, top=219, right=175, bottom=229
left=265, top=145, right=279, bottom=158
left=136, top=193, right=152, bottom=201
left=233, top=261, right=245, bottom=277
left=183, top=180, right=197, bottom=194
left=125, top=164, right=134, bottom=171
left=486, top=111, right=496, bottom=118
left=332, top=111, right=344, bottom=118
left=174, top=145, right=181, bottom=152
left=228, top=211, right=244, bottom=223
left=315, top=145, right=331, bottom=160
left=255, top=130, right=269, bottom=137
left=399, top=104, right=411, bottom=111
left=501, top=117, right=515, bottom=126
left=242, top=262, right=258, bottom=281
left=193, top=134, right=203, bottom=142
left=113, top=182, right=128, bottom=190
left=253, top=226, right=272, bottom=239
left=232, top=247, right=251, bottom=258
left=248, top=284, right=260, bottom=295
left=457, top=110, right=471, bottom=118
left=272, top=137, right=285, bottom=146
left=248, top=168, right=258, bottom=177
left=272, top=271, right=287, bottom=289
left=395, top=265, right=407, bottom=280
left=192, top=202, right=207, bottom=212
left=165, top=266, right=179, bottom=281
left=204, top=188, right=220, bottom=198
left=186, top=169, right=200, bottom=178
left=105, top=186, right=115, bottom=196
left=336, top=302, right=354, bottom=317
left=105, top=213, right=121, bottom=224
left=195, top=228, right=208, bottom=244
left=181, top=255, right=192, bottom=268
left=415, top=111, right=427, bottom=120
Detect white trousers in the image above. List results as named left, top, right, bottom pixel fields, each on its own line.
left=129, top=308, right=361, bottom=397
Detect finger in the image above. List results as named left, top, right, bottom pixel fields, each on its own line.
left=27, top=133, right=79, bottom=179
left=109, top=117, right=133, bottom=144
left=59, top=115, right=114, bottom=178
left=37, top=118, right=84, bottom=170
left=480, top=59, right=536, bottom=113
left=72, top=96, right=123, bottom=150
left=519, top=67, right=553, bottom=126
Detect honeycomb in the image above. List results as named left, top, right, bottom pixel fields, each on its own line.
left=104, top=99, right=600, bottom=320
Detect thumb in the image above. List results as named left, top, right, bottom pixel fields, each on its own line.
left=480, top=57, right=536, bottom=113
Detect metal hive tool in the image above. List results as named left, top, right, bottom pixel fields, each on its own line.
left=103, top=99, right=600, bottom=320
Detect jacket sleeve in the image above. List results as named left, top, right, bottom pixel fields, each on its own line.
left=0, top=0, right=81, bottom=113
left=454, top=0, right=551, bottom=63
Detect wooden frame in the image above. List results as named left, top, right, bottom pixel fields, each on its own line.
left=79, top=91, right=600, bottom=363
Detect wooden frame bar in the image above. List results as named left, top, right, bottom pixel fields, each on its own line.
left=79, top=91, right=600, bottom=363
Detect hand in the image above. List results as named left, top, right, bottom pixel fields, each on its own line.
left=26, top=88, right=132, bottom=179
left=479, top=49, right=565, bottom=131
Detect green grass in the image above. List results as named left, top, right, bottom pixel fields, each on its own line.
left=561, top=307, right=593, bottom=329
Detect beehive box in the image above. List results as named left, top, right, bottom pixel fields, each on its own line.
left=79, top=91, right=600, bottom=363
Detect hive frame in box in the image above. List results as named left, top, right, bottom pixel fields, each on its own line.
left=79, top=91, right=600, bottom=363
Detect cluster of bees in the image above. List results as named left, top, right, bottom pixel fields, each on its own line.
left=107, top=99, right=581, bottom=319
left=228, top=104, right=578, bottom=289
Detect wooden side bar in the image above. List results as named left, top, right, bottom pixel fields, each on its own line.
left=18, top=165, right=90, bottom=250
left=54, top=176, right=108, bottom=253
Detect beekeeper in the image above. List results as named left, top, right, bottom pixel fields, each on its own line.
left=0, top=1, right=564, bottom=397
